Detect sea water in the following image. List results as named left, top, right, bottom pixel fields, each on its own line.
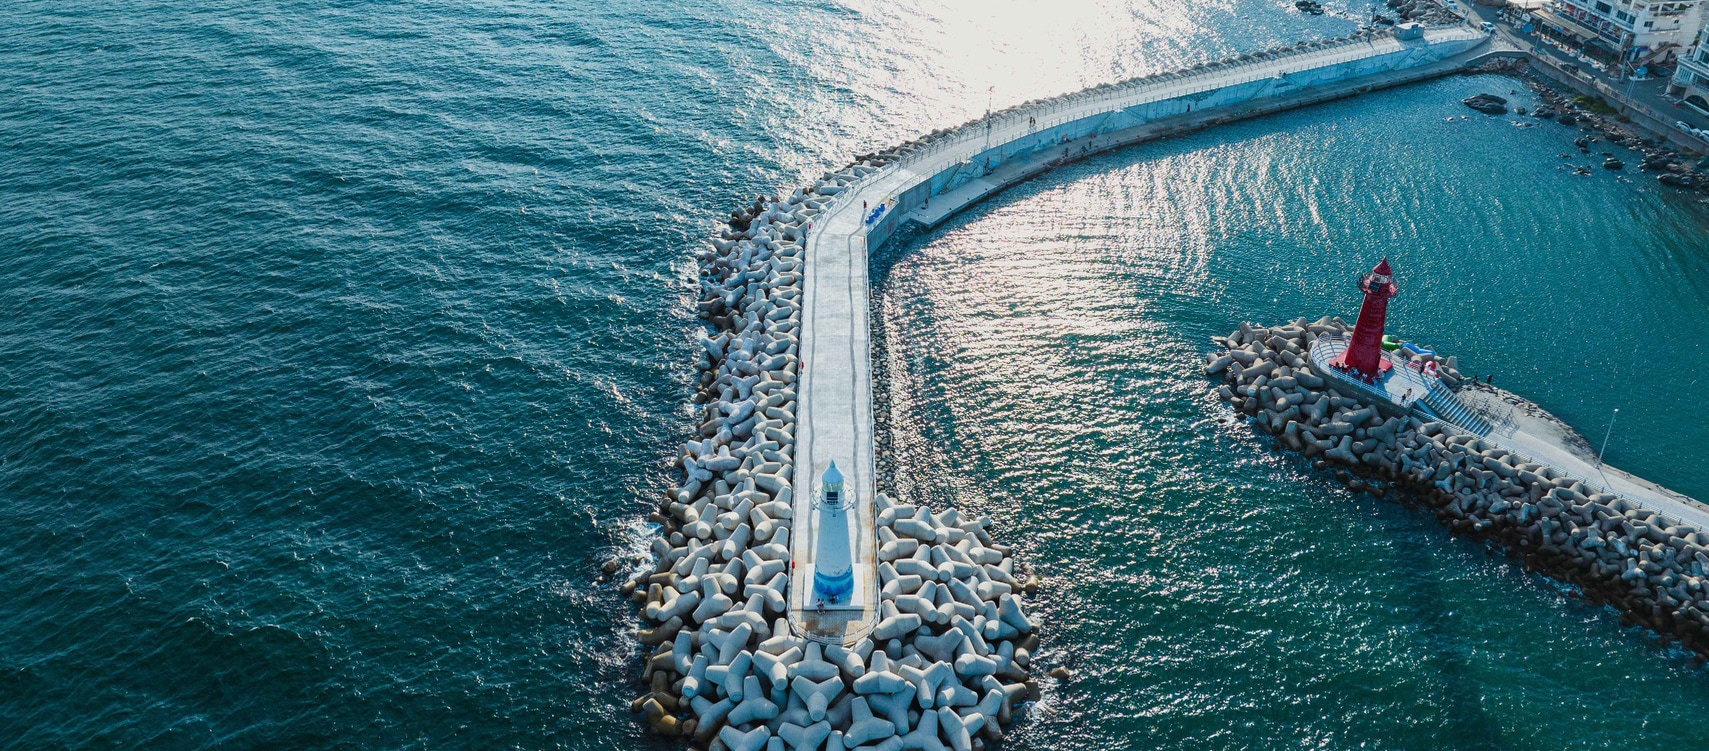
left=1, top=0, right=1705, bottom=747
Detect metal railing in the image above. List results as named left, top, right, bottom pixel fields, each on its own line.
left=1301, top=338, right=1691, bottom=525
left=1307, top=335, right=1511, bottom=437
left=1421, top=380, right=1494, bottom=435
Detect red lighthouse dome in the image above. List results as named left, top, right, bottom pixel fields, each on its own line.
left=1331, top=258, right=1397, bottom=382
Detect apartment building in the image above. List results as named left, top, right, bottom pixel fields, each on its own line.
left=1668, top=13, right=1709, bottom=111
left=1535, top=0, right=1705, bottom=64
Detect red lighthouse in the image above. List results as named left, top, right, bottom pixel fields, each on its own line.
left=1331, top=258, right=1398, bottom=383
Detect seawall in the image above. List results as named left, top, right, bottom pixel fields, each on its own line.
left=621, top=22, right=1504, bottom=750
left=791, top=23, right=1490, bottom=639
left=1208, top=319, right=1709, bottom=655
left=847, top=24, right=1488, bottom=249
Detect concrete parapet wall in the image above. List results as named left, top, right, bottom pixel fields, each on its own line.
left=853, top=25, right=1489, bottom=249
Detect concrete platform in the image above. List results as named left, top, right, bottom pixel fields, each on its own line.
left=786, top=171, right=918, bottom=645
left=1456, top=387, right=1709, bottom=530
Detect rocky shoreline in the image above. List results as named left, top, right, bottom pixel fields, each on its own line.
left=1207, top=318, right=1709, bottom=657
left=1377, top=0, right=1462, bottom=26
left=617, top=144, right=1044, bottom=749
left=1460, top=57, right=1709, bottom=189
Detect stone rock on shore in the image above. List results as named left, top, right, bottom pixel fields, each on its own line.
left=1659, top=172, right=1702, bottom=188
left=1509, top=66, right=1709, bottom=190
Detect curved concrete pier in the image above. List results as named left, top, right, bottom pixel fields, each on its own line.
left=786, top=23, right=1490, bottom=645
left=629, top=22, right=1506, bottom=746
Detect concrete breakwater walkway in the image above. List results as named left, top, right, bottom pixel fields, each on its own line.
left=1452, top=385, right=1709, bottom=532
left=1208, top=320, right=1709, bottom=655
left=1299, top=332, right=1709, bottom=532
left=620, top=23, right=1508, bottom=750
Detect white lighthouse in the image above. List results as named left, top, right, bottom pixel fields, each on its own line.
left=812, top=462, right=854, bottom=605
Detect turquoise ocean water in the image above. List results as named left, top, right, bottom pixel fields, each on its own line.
left=2, top=0, right=1706, bottom=748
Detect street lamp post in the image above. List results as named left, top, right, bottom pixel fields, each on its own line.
left=1597, top=407, right=1619, bottom=469
left=983, top=86, right=994, bottom=152
left=1617, top=30, right=1630, bottom=82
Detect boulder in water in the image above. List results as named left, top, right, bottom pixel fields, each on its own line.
left=1462, top=93, right=1508, bottom=115
left=1642, top=155, right=1674, bottom=171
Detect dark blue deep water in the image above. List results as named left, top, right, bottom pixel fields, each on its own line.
left=2, top=1, right=1707, bottom=748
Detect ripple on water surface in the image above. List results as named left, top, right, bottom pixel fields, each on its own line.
left=876, top=75, right=1709, bottom=749
left=3, top=0, right=1708, bottom=747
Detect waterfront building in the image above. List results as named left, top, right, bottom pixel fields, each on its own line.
left=1667, top=12, right=1709, bottom=111
left=1535, top=0, right=1705, bottom=65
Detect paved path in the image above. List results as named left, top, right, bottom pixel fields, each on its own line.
left=788, top=175, right=901, bottom=645
left=1455, top=388, right=1709, bottom=530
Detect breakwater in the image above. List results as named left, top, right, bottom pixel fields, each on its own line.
left=622, top=22, right=1504, bottom=749
left=623, top=159, right=1041, bottom=750
left=791, top=21, right=1490, bottom=639
left=1207, top=320, right=1709, bottom=655
left=837, top=24, right=1489, bottom=250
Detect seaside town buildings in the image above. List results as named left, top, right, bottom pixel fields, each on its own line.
left=1534, top=0, right=1705, bottom=66
left=1668, top=10, right=1709, bottom=111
